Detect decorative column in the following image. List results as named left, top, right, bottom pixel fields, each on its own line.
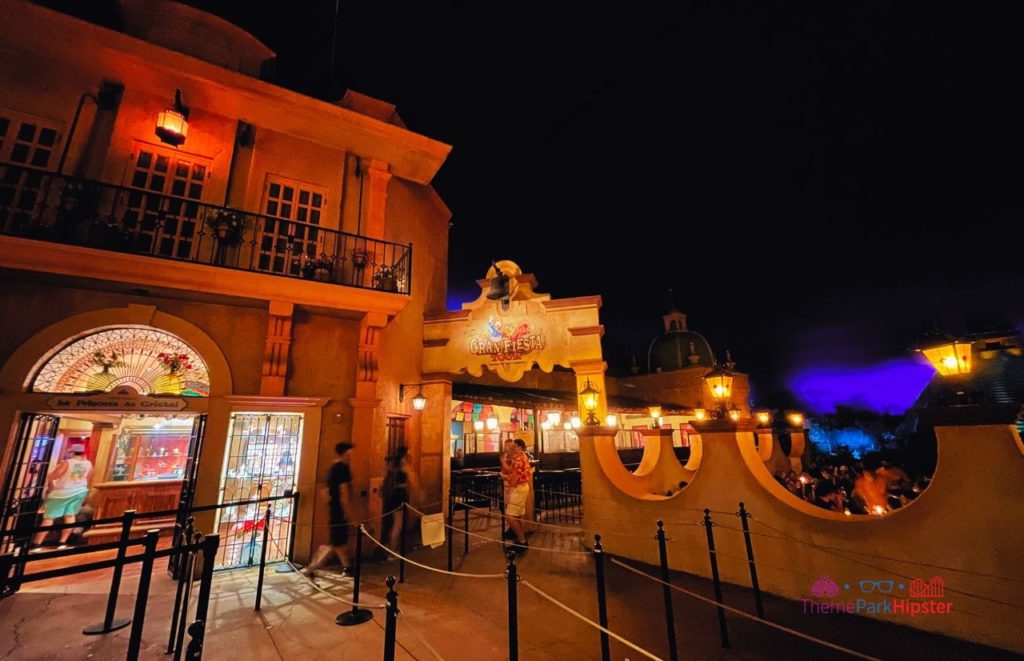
left=260, top=300, right=293, bottom=397
left=346, top=311, right=388, bottom=525
left=417, top=378, right=452, bottom=514
left=364, top=159, right=392, bottom=288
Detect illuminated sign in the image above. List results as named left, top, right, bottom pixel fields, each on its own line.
left=469, top=317, right=547, bottom=364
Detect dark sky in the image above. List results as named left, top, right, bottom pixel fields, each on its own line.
left=192, top=1, right=1024, bottom=407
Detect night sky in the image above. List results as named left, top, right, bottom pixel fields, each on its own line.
left=192, top=2, right=1024, bottom=409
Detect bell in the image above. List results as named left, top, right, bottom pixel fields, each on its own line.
left=486, top=269, right=510, bottom=300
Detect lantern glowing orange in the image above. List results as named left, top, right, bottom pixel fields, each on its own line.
left=155, top=89, right=189, bottom=147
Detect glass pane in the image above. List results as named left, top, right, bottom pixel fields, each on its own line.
left=282, top=186, right=294, bottom=201
left=16, top=122, right=36, bottom=141
left=10, top=143, right=28, bottom=163
left=176, top=163, right=189, bottom=177
left=193, top=164, right=206, bottom=180
left=312, top=193, right=323, bottom=207
left=137, top=151, right=152, bottom=168
left=171, top=179, right=186, bottom=196
left=266, top=201, right=278, bottom=216
left=0, top=117, right=9, bottom=137
left=132, top=171, right=148, bottom=188
left=30, top=148, right=51, bottom=167
left=155, top=155, right=169, bottom=172
left=150, top=175, right=165, bottom=192
left=38, top=128, right=57, bottom=147
left=298, top=190, right=309, bottom=205
left=269, top=182, right=280, bottom=198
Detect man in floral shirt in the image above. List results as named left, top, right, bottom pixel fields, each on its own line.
left=505, top=439, right=532, bottom=552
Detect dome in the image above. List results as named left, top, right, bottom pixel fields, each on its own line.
left=648, top=331, right=715, bottom=372
left=647, top=308, right=716, bottom=372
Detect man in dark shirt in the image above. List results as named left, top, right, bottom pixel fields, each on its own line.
left=305, top=442, right=354, bottom=577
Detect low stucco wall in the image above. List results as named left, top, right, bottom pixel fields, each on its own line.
left=579, top=421, right=1024, bottom=653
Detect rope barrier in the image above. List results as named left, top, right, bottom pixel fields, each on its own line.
left=285, top=560, right=387, bottom=609
left=359, top=526, right=506, bottom=579
left=609, top=558, right=882, bottom=661
left=406, top=504, right=594, bottom=556
left=520, top=579, right=663, bottom=661
left=748, top=517, right=1024, bottom=610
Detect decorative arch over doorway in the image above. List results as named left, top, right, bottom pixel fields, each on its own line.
left=0, top=304, right=232, bottom=396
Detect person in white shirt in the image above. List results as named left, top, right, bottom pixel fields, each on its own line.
left=32, top=443, right=92, bottom=550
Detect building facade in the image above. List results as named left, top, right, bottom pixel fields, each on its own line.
left=0, top=0, right=451, bottom=566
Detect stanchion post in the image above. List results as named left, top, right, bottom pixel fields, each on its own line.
left=655, top=520, right=679, bottom=661
left=126, top=530, right=159, bottom=661
left=593, top=534, right=611, bottom=661
left=398, top=502, right=407, bottom=583
left=383, top=576, right=399, bottom=661
left=187, top=533, right=220, bottom=661
left=84, top=508, right=135, bottom=634
left=287, top=491, right=299, bottom=562
left=464, top=500, right=470, bottom=555
left=0, top=552, right=14, bottom=597
left=336, top=525, right=373, bottom=626
left=703, top=509, right=731, bottom=649
left=447, top=489, right=454, bottom=572
left=506, top=549, right=519, bottom=661
left=737, top=502, right=765, bottom=619
left=171, top=545, right=195, bottom=660
left=255, top=503, right=271, bottom=611
left=167, top=516, right=195, bottom=656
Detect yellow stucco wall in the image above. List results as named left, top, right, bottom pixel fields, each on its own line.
left=579, top=422, right=1024, bottom=653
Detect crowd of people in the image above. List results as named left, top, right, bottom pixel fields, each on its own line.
left=773, top=454, right=932, bottom=516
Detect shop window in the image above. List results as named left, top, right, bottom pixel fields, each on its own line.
left=123, top=145, right=209, bottom=259
left=109, top=425, right=191, bottom=481
left=258, top=175, right=326, bottom=276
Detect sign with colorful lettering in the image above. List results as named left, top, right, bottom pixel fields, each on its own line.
left=46, top=395, right=188, bottom=411
left=469, top=317, right=547, bottom=365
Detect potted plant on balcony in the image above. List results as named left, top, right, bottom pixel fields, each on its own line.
left=373, top=264, right=398, bottom=292
left=351, top=247, right=369, bottom=268
left=206, top=210, right=247, bottom=244
left=302, top=254, right=334, bottom=282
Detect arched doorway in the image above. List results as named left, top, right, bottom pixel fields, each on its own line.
left=0, top=325, right=211, bottom=567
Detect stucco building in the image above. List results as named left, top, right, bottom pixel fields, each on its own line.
left=0, top=0, right=451, bottom=567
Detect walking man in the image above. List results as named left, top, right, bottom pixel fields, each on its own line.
left=504, top=438, right=531, bottom=552
left=306, top=442, right=354, bottom=577
left=32, top=443, right=92, bottom=551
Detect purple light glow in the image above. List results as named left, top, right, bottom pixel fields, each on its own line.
left=788, top=359, right=935, bottom=414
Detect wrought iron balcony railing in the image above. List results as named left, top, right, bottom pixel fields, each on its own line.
left=0, top=162, right=412, bottom=294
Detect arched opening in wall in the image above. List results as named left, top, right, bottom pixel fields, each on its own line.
left=1, top=326, right=212, bottom=577
left=30, top=326, right=210, bottom=396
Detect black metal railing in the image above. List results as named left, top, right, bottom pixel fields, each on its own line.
left=0, top=162, right=412, bottom=294
left=533, top=469, right=582, bottom=524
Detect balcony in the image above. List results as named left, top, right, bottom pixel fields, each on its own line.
left=0, top=162, right=411, bottom=297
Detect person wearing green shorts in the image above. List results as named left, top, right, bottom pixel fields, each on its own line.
left=32, top=444, right=92, bottom=551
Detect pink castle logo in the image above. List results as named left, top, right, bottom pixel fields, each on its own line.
left=909, top=577, right=944, bottom=598
left=812, top=575, right=840, bottom=598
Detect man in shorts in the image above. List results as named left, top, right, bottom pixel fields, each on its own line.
left=32, top=443, right=92, bottom=551
left=306, top=442, right=354, bottom=578
left=504, top=439, right=531, bottom=552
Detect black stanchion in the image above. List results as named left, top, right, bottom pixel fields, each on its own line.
left=447, top=489, right=454, bottom=572
left=398, top=502, right=407, bottom=583
left=126, top=530, right=159, bottom=661
left=336, top=526, right=373, bottom=626
left=0, top=552, right=14, bottom=598
left=463, top=501, right=470, bottom=555
left=255, top=504, right=272, bottom=611
left=655, top=520, right=679, bottom=661
left=383, top=576, right=399, bottom=661
left=737, top=502, right=765, bottom=619
left=167, top=517, right=195, bottom=656
left=702, top=509, right=731, bottom=649
left=593, top=534, right=611, bottom=661
left=171, top=544, right=195, bottom=660
left=83, top=509, right=135, bottom=635
left=506, top=549, right=519, bottom=661
left=187, top=534, right=220, bottom=661
left=276, top=490, right=300, bottom=574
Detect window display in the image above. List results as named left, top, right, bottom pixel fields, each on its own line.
left=109, top=428, right=189, bottom=481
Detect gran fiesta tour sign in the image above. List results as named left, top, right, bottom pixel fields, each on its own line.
left=469, top=317, right=547, bottom=364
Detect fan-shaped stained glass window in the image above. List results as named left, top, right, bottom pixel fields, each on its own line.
left=32, top=327, right=210, bottom=396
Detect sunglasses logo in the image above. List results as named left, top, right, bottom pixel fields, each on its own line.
left=859, top=580, right=894, bottom=593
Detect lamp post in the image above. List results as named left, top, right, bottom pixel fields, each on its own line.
left=703, top=363, right=736, bottom=419
left=579, top=379, right=601, bottom=426
left=916, top=329, right=973, bottom=405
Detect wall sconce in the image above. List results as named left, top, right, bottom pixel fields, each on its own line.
left=692, top=407, right=706, bottom=421
left=579, top=378, right=601, bottom=426
left=155, top=89, right=189, bottom=147
left=755, top=410, right=772, bottom=426
left=473, top=419, right=484, bottom=432
left=486, top=415, right=499, bottom=431
left=399, top=384, right=427, bottom=411
left=916, top=332, right=972, bottom=376
left=787, top=412, right=805, bottom=428
left=728, top=408, right=741, bottom=421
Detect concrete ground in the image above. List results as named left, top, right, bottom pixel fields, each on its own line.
left=0, top=514, right=1018, bottom=660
